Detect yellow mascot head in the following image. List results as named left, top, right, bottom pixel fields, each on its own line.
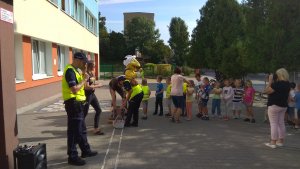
left=123, top=55, right=141, bottom=80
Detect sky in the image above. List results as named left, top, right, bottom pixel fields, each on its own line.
left=98, top=0, right=208, bottom=44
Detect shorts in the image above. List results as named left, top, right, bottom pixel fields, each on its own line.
left=232, top=102, right=243, bottom=111
left=201, top=99, right=209, bottom=107
left=142, top=100, right=148, bottom=109
left=287, top=107, right=295, bottom=118
left=165, top=98, right=172, bottom=107
left=171, top=96, right=184, bottom=108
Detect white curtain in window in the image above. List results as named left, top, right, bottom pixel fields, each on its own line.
left=39, top=42, right=46, bottom=74
left=32, top=40, right=39, bottom=74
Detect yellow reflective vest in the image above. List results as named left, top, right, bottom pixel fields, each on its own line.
left=166, top=84, right=172, bottom=99
left=142, top=85, right=150, bottom=101
left=62, top=64, right=86, bottom=101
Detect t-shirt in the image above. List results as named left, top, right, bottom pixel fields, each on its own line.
left=199, top=84, right=211, bottom=100
left=288, top=89, right=296, bottom=107
left=243, top=87, right=255, bottom=104
left=65, top=68, right=79, bottom=88
left=267, top=81, right=290, bottom=107
left=123, top=80, right=132, bottom=92
left=222, top=86, right=233, bottom=101
left=186, top=87, right=195, bottom=102
left=85, top=72, right=96, bottom=96
left=156, top=83, right=164, bottom=98
left=170, top=74, right=184, bottom=96
left=232, top=87, right=244, bottom=102
left=294, top=92, right=300, bottom=109
left=212, top=88, right=222, bottom=99
left=195, top=80, right=203, bottom=93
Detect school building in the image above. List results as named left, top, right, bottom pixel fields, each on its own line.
left=13, top=0, right=99, bottom=112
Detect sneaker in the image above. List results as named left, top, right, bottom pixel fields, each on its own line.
left=264, top=143, right=276, bottom=149
left=68, top=157, right=86, bottom=166
left=244, top=118, right=250, bottom=122
left=250, top=119, right=256, bottom=123
left=276, top=143, right=283, bottom=147
left=295, top=125, right=299, bottom=129
left=196, top=113, right=203, bottom=118
left=81, top=150, right=98, bottom=158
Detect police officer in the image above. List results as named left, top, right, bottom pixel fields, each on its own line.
left=62, top=52, right=97, bottom=166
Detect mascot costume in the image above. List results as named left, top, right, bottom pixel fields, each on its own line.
left=122, top=55, right=144, bottom=127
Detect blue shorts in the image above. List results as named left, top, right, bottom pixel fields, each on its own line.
left=171, top=96, right=184, bottom=108
left=287, top=107, right=295, bottom=118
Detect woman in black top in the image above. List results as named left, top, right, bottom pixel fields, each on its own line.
left=83, top=61, right=104, bottom=135
left=264, top=68, right=290, bottom=148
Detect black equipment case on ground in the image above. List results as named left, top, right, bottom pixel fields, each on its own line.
left=13, top=143, right=47, bottom=169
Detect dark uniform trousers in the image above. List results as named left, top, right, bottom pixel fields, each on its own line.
left=125, top=92, right=144, bottom=126
left=64, top=99, right=91, bottom=159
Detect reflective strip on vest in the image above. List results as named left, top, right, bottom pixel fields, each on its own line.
left=142, top=86, right=150, bottom=101
left=62, top=64, right=86, bottom=101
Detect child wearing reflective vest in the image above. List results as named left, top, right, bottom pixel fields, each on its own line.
left=165, top=77, right=172, bottom=117
left=141, top=79, right=151, bottom=120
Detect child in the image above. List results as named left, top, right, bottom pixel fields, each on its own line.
left=165, top=77, right=172, bottom=117
left=232, top=79, right=244, bottom=119
left=141, top=79, right=151, bottom=120
left=287, top=82, right=296, bottom=125
left=222, top=79, right=233, bottom=120
left=211, top=81, right=222, bottom=119
left=153, top=75, right=164, bottom=116
left=182, top=82, right=188, bottom=116
left=186, top=80, right=195, bottom=120
left=199, top=77, right=211, bottom=120
left=243, top=80, right=256, bottom=123
left=294, top=83, right=300, bottom=129
left=195, top=74, right=203, bottom=118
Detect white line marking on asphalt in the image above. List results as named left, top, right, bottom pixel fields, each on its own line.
left=114, top=128, right=124, bottom=169
left=101, top=128, right=115, bottom=169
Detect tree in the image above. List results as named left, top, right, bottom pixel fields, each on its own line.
left=168, top=17, right=189, bottom=66
left=99, top=12, right=110, bottom=63
left=124, top=17, right=160, bottom=56
left=190, top=0, right=247, bottom=78
left=146, top=40, right=172, bottom=63
left=108, top=31, right=127, bottom=63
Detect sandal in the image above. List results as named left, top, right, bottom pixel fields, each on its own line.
left=94, top=130, right=104, bottom=135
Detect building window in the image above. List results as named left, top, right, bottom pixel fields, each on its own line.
left=73, top=0, right=84, bottom=24
left=57, top=45, right=69, bottom=76
left=32, top=40, right=53, bottom=80
left=85, top=11, right=97, bottom=34
left=61, top=0, right=70, bottom=14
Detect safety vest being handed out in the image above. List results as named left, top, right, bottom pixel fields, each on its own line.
left=124, top=80, right=143, bottom=100
left=62, top=64, right=86, bottom=101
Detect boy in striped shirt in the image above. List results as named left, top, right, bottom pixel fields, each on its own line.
left=232, top=79, right=244, bottom=119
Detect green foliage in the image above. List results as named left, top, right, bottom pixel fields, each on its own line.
left=143, top=63, right=172, bottom=77
left=168, top=17, right=190, bottom=66
left=124, top=17, right=160, bottom=55
left=190, top=0, right=246, bottom=77
left=145, top=40, right=172, bottom=64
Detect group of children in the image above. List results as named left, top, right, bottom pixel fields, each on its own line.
left=139, top=74, right=257, bottom=123
left=139, top=74, right=300, bottom=128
